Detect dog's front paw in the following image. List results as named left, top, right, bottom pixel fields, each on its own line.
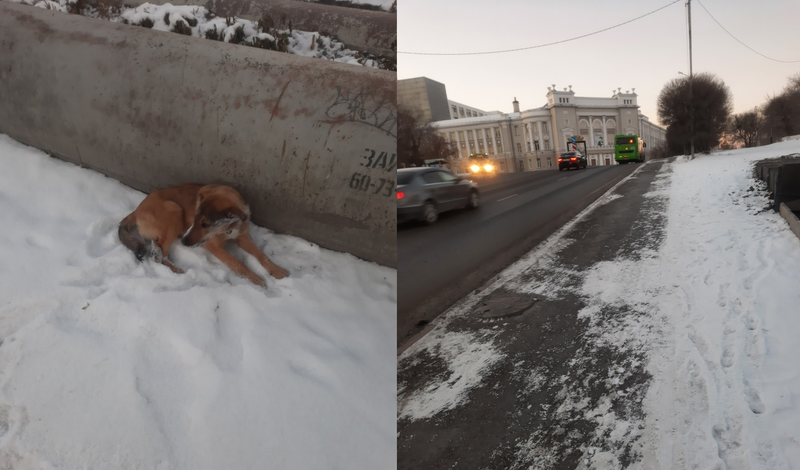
left=269, top=265, right=289, bottom=280
left=248, top=275, right=267, bottom=287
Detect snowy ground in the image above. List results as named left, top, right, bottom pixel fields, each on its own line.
left=0, top=134, right=396, bottom=469
left=399, top=140, right=800, bottom=468
left=7, top=0, right=391, bottom=69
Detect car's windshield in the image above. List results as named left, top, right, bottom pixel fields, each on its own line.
left=616, top=137, right=635, bottom=145
left=397, top=172, right=416, bottom=185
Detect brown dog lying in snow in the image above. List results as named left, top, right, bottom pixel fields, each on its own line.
left=118, top=184, right=288, bottom=286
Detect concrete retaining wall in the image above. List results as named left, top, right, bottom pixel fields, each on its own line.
left=0, top=2, right=397, bottom=267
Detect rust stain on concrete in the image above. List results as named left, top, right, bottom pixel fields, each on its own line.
left=269, top=80, right=291, bottom=123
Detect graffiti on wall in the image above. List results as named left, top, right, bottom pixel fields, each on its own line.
left=326, top=87, right=397, bottom=138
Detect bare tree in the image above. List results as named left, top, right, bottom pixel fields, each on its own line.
left=647, top=141, right=672, bottom=159
left=760, top=75, right=800, bottom=144
left=397, top=106, right=454, bottom=168
left=657, top=73, right=733, bottom=154
left=729, top=111, right=761, bottom=148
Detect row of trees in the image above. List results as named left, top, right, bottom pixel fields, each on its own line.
left=657, top=73, right=800, bottom=155
left=723, top=75, right=800, bottom=149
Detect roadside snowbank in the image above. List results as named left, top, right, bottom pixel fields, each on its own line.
left=0, top=134, right=395, bottom=469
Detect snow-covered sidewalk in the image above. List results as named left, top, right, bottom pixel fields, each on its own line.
left=0, top=134, right=395, bottom=469
left=637, top=143, right=800, bottom=468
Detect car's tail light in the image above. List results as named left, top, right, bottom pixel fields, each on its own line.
left=571, top=157, right=577, bottom=161
left=397, top=191, right=404, bottom=200
left=557, top=158, right=563, bottom=162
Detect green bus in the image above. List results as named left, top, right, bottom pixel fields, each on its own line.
left=614, top=134, right=646, bottom=164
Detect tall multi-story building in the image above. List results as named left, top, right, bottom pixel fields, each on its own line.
left=397, top=77, right=452, bottom=123
left=431, top=84, right=666, bottom=174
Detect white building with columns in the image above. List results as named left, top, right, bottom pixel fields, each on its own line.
left=432, top=85, right=666, bottom=174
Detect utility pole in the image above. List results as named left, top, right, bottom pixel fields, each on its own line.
left=687, top=0, right=695, bottom=159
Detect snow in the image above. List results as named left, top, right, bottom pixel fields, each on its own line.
left=7, top=0, right=386, bottom=68
left=399, top=140, right=800, bottom=468
left=397, top=330, right=503, bottom=421
left=0, top=134, right=395, bottom=469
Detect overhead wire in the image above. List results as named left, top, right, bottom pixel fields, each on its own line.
left=695, top=0, right=800, bottom=64
left=398, top=0, right=681, bottom=56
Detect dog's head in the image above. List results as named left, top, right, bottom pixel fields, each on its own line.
left=182, top=188, right=249, bottom=247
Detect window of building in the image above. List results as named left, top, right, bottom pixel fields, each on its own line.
left=565, top=118, right=569, bottom=125
left=516, top=143, right=522, bottom=153
left=547, top=157, right=553, bottom=167
left=536, top=158, right=542, bottom=168
left=459, top=108, right=465, bottom=117
left=534, top=140, right=540, bottom=151
left=528, top=158, right=532, bottom=169
left=527, top=141, right=531, bottom=151
left=514, top=126, right=519, bottom=136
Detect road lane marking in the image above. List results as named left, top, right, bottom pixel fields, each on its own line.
left=497, top=194, right=518, bottom=202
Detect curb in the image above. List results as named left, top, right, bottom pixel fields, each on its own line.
left=779, top=202, right=800, bottom=241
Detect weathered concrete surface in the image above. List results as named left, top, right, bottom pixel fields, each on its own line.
left=110, top=0, right=396, bottom=57
left=0, top=2, right=397, bottom=267
left=780, top=202, right=800, bottom=242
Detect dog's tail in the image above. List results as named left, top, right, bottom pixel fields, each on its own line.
left=118, top=213, right=150, bottom=262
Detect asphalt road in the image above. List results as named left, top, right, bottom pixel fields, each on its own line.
left=397, top=164, right=640, bottom=346
left=398, top=160, right=670, bottom=469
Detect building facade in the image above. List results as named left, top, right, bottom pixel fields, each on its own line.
left=432, top=85, right=666, bottom=174
left=448, top=100, right=498, bottom=120
left=397, top=77, right=452, bottom=123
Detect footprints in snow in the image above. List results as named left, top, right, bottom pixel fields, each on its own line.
left=744, top=386, right=765, bottom=414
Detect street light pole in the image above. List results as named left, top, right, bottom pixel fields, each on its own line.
left=687, top=0, right=695, bottom=159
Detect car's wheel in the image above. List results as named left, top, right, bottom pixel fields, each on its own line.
left=422, top=201, right=438, bottom=225
left=467, top=190, right=480, bottom=210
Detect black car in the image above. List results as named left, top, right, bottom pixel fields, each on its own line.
left=558, top=151, right=587, bottom=171
left=397, top=168, right=480, bottom=225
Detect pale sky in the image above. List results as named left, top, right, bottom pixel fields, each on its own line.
left=398, top=0, right=800, bottom=127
